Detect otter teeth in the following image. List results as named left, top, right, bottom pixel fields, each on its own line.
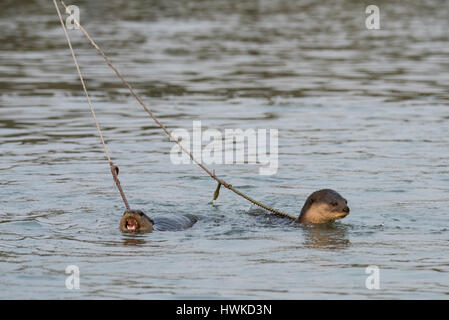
left=126, top=219, right=138, bottom=231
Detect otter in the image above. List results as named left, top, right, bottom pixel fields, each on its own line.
left=296, top=189, right=350, bottom=224
left=120, top=209, right=197, bottom=233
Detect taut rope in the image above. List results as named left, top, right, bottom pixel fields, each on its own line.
left=53, top=0, right=130, bottom=211
left=54, top=0, right=297, bottom=220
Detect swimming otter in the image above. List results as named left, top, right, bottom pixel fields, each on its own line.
left=296, top=189, right=350, bottom=224
left=120, top=209, right=197, bottom=233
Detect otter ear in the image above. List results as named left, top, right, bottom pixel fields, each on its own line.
left=309, top=198, right=315, bottom=204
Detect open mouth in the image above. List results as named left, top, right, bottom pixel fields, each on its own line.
left=126, top=218, right=139, bottom=231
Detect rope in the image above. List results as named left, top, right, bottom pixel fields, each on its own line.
left=55, top=0, right=297, bottom=221
left=53, top=0, right=130, bottom=211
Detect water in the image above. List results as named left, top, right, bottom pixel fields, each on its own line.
left=0, top=0, right=448, bottom=299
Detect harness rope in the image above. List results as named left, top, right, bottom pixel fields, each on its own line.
left=54, top=0, right=297, bottom=221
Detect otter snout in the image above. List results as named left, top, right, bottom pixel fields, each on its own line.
left=343, top=206, right=350, bottom=213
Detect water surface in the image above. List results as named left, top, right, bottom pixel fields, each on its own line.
left=0, top=0, right=448, bottom=299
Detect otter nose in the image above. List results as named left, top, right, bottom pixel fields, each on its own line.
left=343, top=206, right=350, bottom=213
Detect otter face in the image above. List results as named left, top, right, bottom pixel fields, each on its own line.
left=297, top=189, right=350, bottom=224
left=120, top=209, right=154, bottom=233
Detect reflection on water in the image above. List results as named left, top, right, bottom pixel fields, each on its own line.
left=0, top=0, right=448, bottom=299
left=302, top=223, right=351, bottom=250
left=121, top=236, right=147, bottom=247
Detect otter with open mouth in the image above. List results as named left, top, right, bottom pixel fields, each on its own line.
left=120, top=209, right=197, bottom=233
left=296, top=189, right=350, bottom=224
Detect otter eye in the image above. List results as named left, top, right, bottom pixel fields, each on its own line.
left=331, top=202, right=338, bottom=206
left=139, top=212, right=144, bottom=216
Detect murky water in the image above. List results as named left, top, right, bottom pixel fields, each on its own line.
left=0, top=0, right=448, bottom=299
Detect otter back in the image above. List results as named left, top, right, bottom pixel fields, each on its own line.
left=153, top=214, right=198, bottom=231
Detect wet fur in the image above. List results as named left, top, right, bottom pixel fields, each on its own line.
left=120, top=209, right=154, bottom=233
left=296, top=189, right=350, bottom=224
left=120, top=210, right=197, bottom=233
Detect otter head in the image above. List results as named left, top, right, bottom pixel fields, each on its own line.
left=296, top=189, right=350, bottom=224
left=120, top=209, right=154, bottom=233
